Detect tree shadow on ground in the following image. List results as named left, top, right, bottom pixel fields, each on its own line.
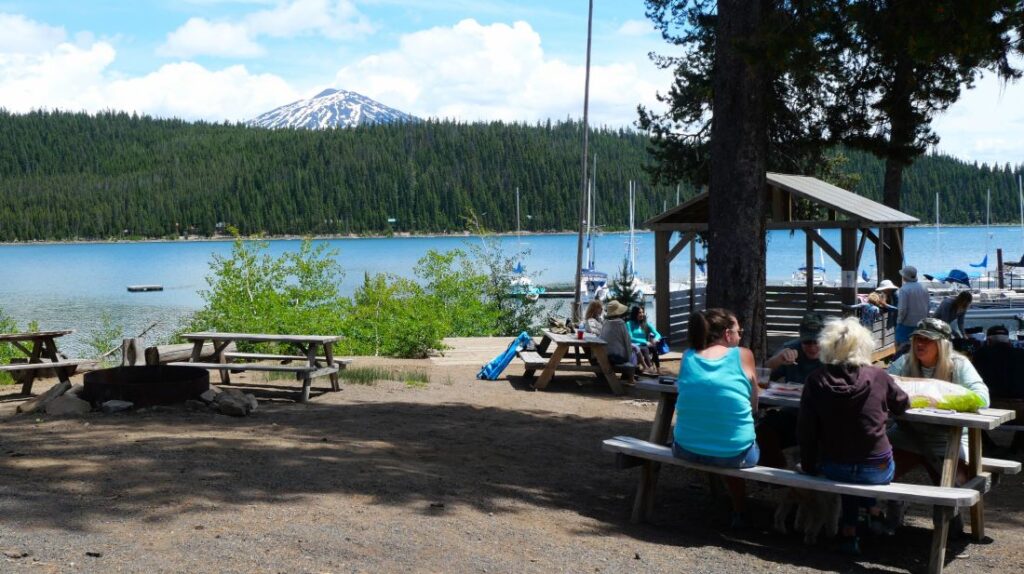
left=0, top=394, right=1016, bottom=574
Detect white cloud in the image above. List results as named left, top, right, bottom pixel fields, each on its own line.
left=0, top=37, right=298, bottom=122
left=932, top=64, right=1024, bottom=166
left=617, top=19, right=655, bottom=37
left=158, top=17, right=264, bottom=58
left=0, top=12, right=67, bottom=54
left=333, top=19, right=670, bottom=127
left=159, top=0, right=373, bottom=58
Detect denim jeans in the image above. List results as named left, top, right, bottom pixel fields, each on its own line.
left=673, top=441, right=760, bottom=469
left=820, top=458, right=896, bottom=528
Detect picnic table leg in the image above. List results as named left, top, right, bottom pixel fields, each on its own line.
left=929, top=506, right=953, bottom=574
left=323, top=342, right=340, bottom=391
left=591, top=347, right=624, bottom=395
left=533, top=345, right=568, bottom=390
left=41, top=337, right=73, bottom=386
left=214, top=341, right=232, bottom=385
left=18, top=339, right=45, bottom=395
left=631, top=395, right=677, bottom=523
left=967, top=428, right=985, bottom=541
left=938, top=427, right=962, bottom=488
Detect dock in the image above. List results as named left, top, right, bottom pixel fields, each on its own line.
left=127, top=285, right=163, bottom=292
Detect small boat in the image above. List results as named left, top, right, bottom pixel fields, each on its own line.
left=791, top=266, right=826, bottom=286
left=127, top=285, right=163, bottom=292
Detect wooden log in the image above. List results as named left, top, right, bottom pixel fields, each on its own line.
left=144, top=342, right=236, bottom=365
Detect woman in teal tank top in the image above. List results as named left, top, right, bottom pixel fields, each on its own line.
left=672, top=308, right=759, bottom=525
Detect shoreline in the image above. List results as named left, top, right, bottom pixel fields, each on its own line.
left=2, top=222, right=1021, bottom=247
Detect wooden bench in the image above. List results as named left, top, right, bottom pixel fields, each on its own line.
left=517, top=349, right=635, bottom=382
left=224, top=351, right=352, bottom=369
left=604, top=435, right=979, bottom=574
left=0, top=360, right=88, bottom=393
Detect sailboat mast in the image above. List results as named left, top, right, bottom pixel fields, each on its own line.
left=515, top=186, right=521, bottom=248
left=629, top=181, right=636, bottom=275
left=572, top=0, right=594, bottom=322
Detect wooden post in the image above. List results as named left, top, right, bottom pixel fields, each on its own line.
left=997, top=248, right=1004, bottom=289
left=689, top=238, right=697, bottom=315
left=840, top=228, right=858, bottom=309
left=121, top=338, right=144, bottom=367
left=876, top=226, right=886, bottom=283
left=805, top=231, right=814, bottom=310
left=655, top=230, right=671, bottom=343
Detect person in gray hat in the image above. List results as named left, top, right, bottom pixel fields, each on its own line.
left=895, top=265, right=929, bottom=347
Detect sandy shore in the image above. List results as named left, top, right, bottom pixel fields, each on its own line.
left=1, top=354, right=1021, bottom=574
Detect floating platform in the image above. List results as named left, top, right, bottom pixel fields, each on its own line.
left=127, top=285, right=163, bottom=292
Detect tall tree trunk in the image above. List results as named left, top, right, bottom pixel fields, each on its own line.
left=880, top=52, right=914, bottom=285
left=707, top=0, right=769, bottom=361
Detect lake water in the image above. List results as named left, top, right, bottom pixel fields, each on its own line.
left=2, top=225, right=1021, bottom=354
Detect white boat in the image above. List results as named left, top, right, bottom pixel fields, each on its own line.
left=790, top=266, right=826, bottom=286
left=508, top=187, right=544, bottom=302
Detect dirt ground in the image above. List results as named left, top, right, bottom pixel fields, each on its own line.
left=1, top=351, right=1022, bottom=574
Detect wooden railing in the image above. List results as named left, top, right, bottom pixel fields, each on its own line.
left=668, top=284, right=895, bottom=357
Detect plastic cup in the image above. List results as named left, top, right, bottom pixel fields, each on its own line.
left=755, top=367, right=771, bottom=388
left=576, top=329, right=584, bottom=340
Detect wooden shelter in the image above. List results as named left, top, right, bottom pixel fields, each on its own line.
left=646, top=172, right=919, bottom=343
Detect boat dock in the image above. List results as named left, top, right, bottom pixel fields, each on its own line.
left=127, top=285, right=164, bottom=292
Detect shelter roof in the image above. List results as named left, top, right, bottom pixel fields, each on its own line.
left=644, top=172, right=920, bottom=231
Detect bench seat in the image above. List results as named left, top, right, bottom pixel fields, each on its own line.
left=516, top=350, right=548, bottom=369
left=0, top=359, right=87, bottom=372
left=222, top=352, right=352, bottom=367
left=168, top=361, right=324, bottom=373
left=605, top=435, right=978, bottom=574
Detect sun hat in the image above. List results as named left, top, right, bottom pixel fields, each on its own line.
left=910, top=317, right=951, bottom=341
left=875, top=279, right=898, bottom=292
left=798, top=313, right=825, bottom=341
left=900, top=266, right=918, bottom=282
left=605, top=300, right=629, bottom=319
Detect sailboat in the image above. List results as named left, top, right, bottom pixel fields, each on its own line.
left=622, top=180, right=654, bottom=297
left=579, top=155, right=609, bottom=303
left=508, top=187, right=545, bottom=301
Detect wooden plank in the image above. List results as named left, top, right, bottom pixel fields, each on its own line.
left=0, top=330, right=73, bottom=342
left=168, top=361, right=316, bottom=373
left=181, top=332, right=341, bottom=344
left=604, top=436, right=978, bottom=507
left=0, top=360, right=87, bottom=371
left=517, top=351, right=551, bottom=368
left=981, top=457, right=1021, bottom=475
left=223, top=352, right=351, bottom=365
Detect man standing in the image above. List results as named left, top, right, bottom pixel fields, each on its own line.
left=895, top=266, right=929, bottom=347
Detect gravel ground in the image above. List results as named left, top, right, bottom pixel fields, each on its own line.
left=1, top=357, right=1022, bottom=574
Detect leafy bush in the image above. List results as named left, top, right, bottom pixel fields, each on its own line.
left=338, top=273, right=447, bottom=358
left=83, top=312, right=124, bottom=363
left=183, top=237, right=348, bottom=351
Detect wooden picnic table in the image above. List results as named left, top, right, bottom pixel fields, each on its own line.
left=0, top=330, right=85, bottom=394
left=637, top=379, right=1017, bottom=542
left=174, top=332, right=343, bottom=402
left=521, top=330, right=628, bottom=395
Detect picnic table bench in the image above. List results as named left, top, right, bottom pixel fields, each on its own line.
left=0, top=330, right=87, bottom=394
left=517, top=330, right=633, bottom=394
left=170, top=332, right=345, bottom=402
left=606, top=380, right=1020, bottom=574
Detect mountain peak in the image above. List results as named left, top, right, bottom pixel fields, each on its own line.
left=248, top=88, right=417, bottom=130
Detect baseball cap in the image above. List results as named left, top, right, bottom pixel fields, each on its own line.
left=910, top=318, right=952, bottom=341
left=798, top=313, right=825, bottom=341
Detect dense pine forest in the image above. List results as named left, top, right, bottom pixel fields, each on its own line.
left=0, top=110, right=1021, bottom=241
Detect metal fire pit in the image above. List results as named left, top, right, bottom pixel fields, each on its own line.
left=82, top=365, right=209, bottom=407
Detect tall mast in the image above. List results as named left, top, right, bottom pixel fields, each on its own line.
left=515, top=186, right=521, bottom=249
left=572, top=0, right=594, bottom=322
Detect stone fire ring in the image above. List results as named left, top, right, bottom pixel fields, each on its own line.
left=82, top=365, right=210, bottom=408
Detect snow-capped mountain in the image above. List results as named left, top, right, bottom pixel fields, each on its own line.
left=248, top=88, right=417, bottom=129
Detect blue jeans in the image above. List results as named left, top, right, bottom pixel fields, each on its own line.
left=820, top=458, right=895, bottom=529
left=673, top=441, right=760, bottom=469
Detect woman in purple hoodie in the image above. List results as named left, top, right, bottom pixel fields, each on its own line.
left=798, top=317, right=909, bottom=555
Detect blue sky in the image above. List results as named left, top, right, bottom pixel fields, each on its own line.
left=0, top=1, right=1021, bottom=164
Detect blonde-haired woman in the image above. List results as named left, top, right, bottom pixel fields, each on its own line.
left=583, top=299, right=605, bottom=335
left=798, top=317, right=909, bottom=555
left=887, top=318, right=989, bottom=481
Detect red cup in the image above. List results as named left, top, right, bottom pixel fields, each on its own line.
left=576, top=329, right=584, bottom=340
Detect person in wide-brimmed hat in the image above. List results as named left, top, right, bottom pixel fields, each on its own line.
left=599, top=301, right=635, bottom=368
left=895, top=265, right=929, bottom=347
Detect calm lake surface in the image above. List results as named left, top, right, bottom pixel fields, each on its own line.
left=2, top=225, right=1021, bottom=354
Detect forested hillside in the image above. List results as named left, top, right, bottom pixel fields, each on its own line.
left=0, top=110, right=1020, bottom=241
